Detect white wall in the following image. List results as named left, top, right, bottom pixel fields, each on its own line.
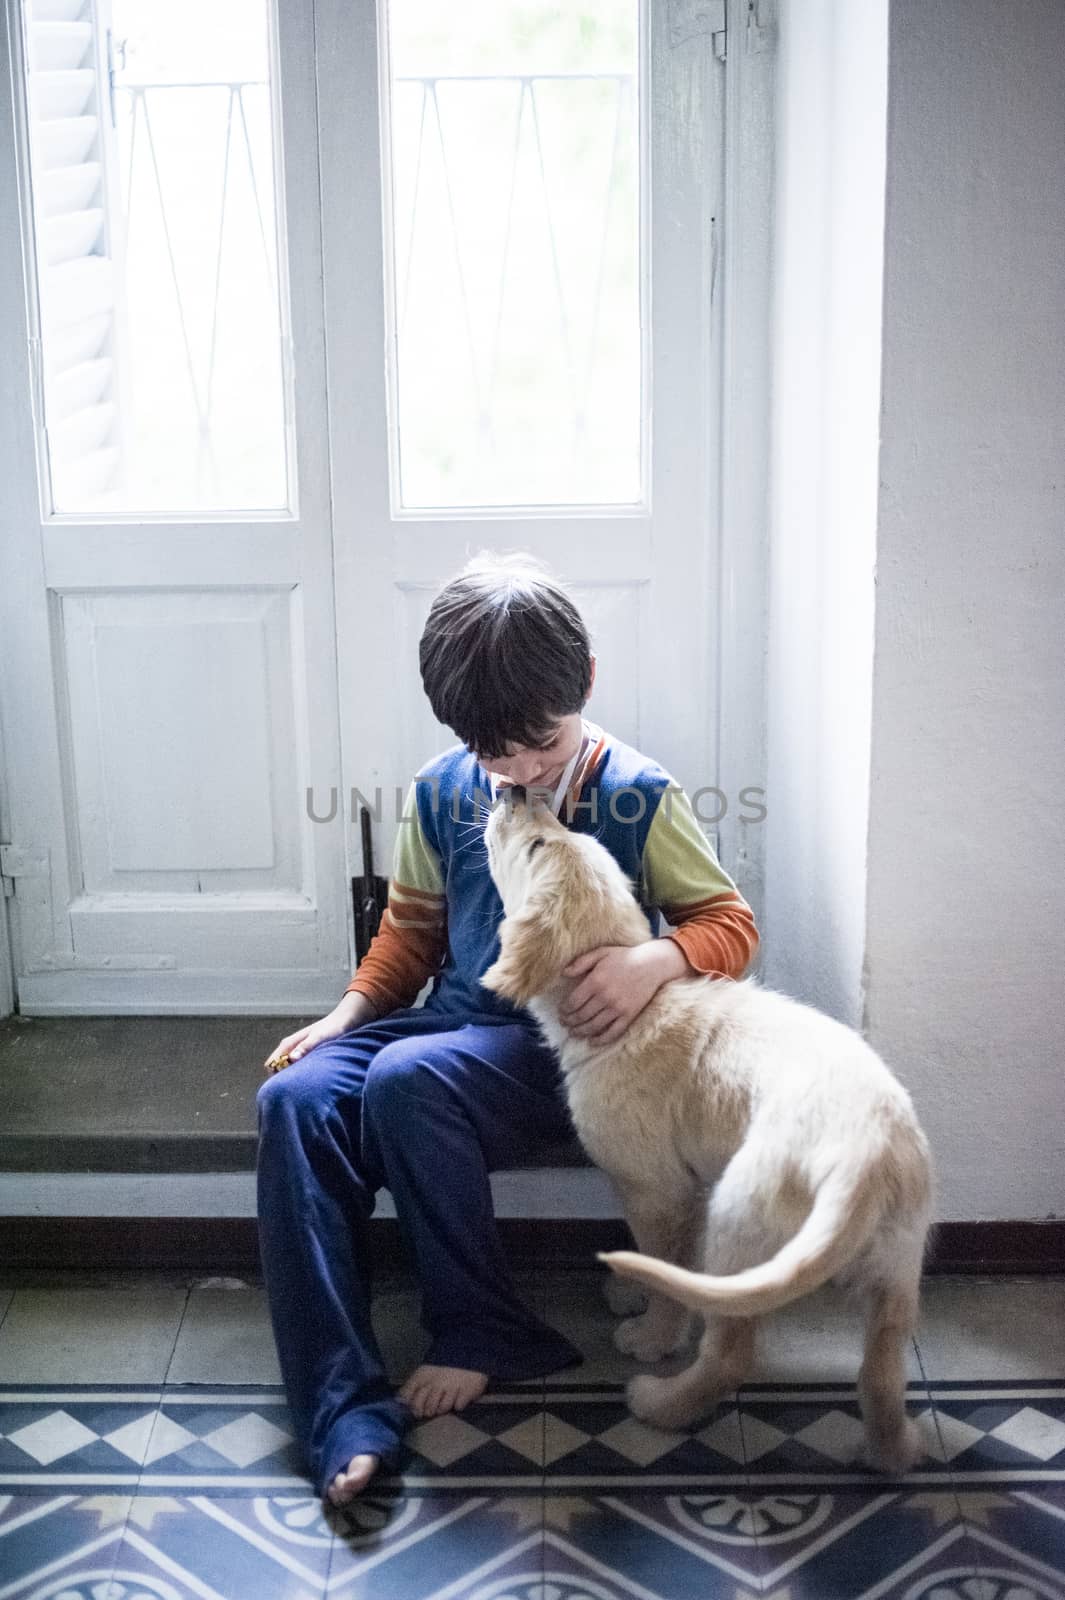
left=763, top=0, right=888, bottom=1027
left=864, top=0, right=1065, bottom=1217
left=765, top=0, right=1065, bottom=1221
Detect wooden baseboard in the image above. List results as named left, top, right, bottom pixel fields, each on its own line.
left=924, top=1219, right=1065, bottom=1274
left=1, top=1217, right=1063, bottom=1277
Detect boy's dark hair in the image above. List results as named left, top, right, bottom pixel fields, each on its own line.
left=419, top=553, right=593, bottom=759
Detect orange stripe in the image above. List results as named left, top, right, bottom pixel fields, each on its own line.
left=380, top=906, right=443, bottom=933
left=388, top=899, right=443, bottom=922
left=389, top=881, right=445, bottom=906
left=661, top=891, right=745, bottom=917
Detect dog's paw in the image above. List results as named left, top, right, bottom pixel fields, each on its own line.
left=603, top=1276, right=648, bottom=1318
left=627, top=1373, right=671, bottom=1425
left=613, top=1313, right=683, bottom=1363
left=625, top=1373, right=700, bottom=1432
left=863, top=1417, right=924, bottom=1475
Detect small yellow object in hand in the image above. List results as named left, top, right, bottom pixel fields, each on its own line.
left=265, top=1052, right=291, bottom=1075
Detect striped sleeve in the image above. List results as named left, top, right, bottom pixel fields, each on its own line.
left=344, top=782, right=447, bottom=1014
left=641, top=783, right=759, bottom=980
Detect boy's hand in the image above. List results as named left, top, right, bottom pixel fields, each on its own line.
left=560, top=940, right=693, bottom=1045
left=264, top=993, right=377, bottom=1074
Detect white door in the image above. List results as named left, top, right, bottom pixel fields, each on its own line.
left=321, top=0, right=727, bottom=880
left=0, top=0, right=738, bottom=1017
left=0, top=0, right=349, bottom=1012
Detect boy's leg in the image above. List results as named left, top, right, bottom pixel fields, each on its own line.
left=255, top=1009, right=458, bottom=1498
left=361, top=1018, right=583, bottom=1386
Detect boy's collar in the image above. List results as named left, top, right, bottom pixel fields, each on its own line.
left=563, top=719, right=607, bottom=813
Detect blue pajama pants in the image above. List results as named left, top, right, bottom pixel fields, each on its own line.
left=254, top=1005, right=583, bottom=1498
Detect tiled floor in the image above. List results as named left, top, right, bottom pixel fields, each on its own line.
left=0, top=1271, right=1063, bottom=1597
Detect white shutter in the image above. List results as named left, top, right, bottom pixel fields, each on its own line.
left=24, top=0, right=121, bottom=508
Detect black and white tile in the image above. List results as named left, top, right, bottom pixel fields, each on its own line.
left=2, top=1379, right=1065, bottom=1597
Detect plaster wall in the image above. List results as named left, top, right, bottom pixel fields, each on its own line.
left=865, top=0, right=1065, bottom=1217
left=762, top=0, right=887, bottom=1028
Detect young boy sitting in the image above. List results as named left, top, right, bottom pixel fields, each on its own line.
left=256, top=554, right=759, bottom=1508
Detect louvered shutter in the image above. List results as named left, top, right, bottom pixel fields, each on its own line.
left=24, top=0, right=121, bottom=509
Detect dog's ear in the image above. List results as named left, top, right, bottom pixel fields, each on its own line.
left=482, top=888, right=562, bottom=1006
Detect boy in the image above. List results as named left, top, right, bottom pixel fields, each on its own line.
left=256, top=554, right=759, bottom=1509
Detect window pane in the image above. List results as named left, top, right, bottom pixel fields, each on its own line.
left=384, top=0, right=643, bottom=510
left=23, top=0, right=289, bottom=513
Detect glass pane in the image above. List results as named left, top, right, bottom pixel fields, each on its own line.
left=384, top=0, right=643, bottom=510
left=23, top=0, right=289, bottom=513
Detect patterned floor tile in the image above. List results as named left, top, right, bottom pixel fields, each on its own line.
left=732, top=1382, right=1065, bottom=1487
left=6, top=1382, right=1065, bottom=1496
left=547, top=1489, right=1045, bottom=1600
left=107, top=1492, right=333, bottom=1599
left=0, top=1492, right=138, bottom=1598
left=4, top=1378, right=1065, bottom=1600
left=355, top=1505, right=768, bottom=1600
left=325, top=1491, right=543, bottom=1598
left=917, top=1385, right=1065, bottom=1484
left=749, top=1489, right=982, bottom=1597
left=402, top=1388, right=743, bottom=1486
left=963, top=1483, right=1065, bottom=1591
left=442, top=1492, right=1002, bottom=1600
left=404, top=1395, right=561, bottom=1485
left=0, top=1389, right=159, bottom=1487
left=0, top=1384, right=311, bottom=1493
left=546, top=1491, right=770, bottom=1596
left=3, top=1272, right=1064, bottom=1597
left=525, top=1387, right=747, bottom=1486
left=16, top=1488, right=1065, bottom=1600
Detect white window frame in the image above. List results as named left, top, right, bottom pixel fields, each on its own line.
left=7, top=0, right=302, bottom=525
left=376, top=0, right=654, bottom=523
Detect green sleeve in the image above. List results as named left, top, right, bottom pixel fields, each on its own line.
left=641, top=782, right=743, bottom=910
left=391, top=782, right=445, bottom=896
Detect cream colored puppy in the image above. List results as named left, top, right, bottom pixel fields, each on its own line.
left=482, top=794, right=933, bottom=1473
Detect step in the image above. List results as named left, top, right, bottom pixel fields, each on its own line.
left=0, top=1013, right=588, bottom=1175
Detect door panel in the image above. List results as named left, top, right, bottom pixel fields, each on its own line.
left=0, top=0, right=347, bottom=1012
left=322, top=0, right=725, bottom=878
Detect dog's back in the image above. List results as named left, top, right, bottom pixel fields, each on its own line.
left=598, top=972, right=933, bottom=1472
left=691, top=978, right=927, bottom=1176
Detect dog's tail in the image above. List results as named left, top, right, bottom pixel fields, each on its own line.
left=599, top=1162, right=882, bottom=1320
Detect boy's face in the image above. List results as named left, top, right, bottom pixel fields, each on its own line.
left=471, top=654, right=597, bottom=790
left=476, top=710, right=587, bottom=791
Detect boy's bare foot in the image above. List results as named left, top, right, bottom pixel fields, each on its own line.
left=326, top=1452, right=380, bottom=1507
left=398, top=1364, right=488, bottom=1418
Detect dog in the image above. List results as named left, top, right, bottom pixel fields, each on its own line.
left=482, top=791, right=934, bottom=1472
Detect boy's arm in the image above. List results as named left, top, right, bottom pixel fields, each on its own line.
left=344, top=783, right=447, bottom=1014
left=641, top=785, right=759, bottom=979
